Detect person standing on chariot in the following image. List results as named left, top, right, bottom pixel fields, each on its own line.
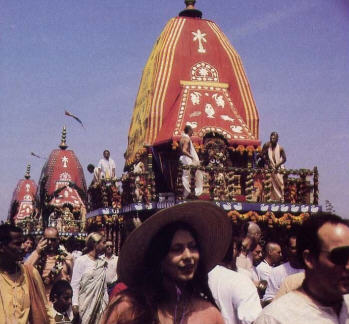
left=179, top=125, right=203, bottom=199
left=262, top=132, right=286, bottom=201
left=98, top=149, right=116, bottom=180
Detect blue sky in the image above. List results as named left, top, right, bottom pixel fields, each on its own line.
left=1, top=0, right=348, bottom=220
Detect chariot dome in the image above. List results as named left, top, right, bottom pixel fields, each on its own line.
left=37, top=127, right=87, bottom=231
left=8, top=164, right=37, bottom=224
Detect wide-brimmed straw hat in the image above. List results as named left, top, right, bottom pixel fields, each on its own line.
left=117, top=201, right=232, bottom=286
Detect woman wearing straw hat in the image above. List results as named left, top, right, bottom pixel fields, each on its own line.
left=99, top=201, right=231, bottom=324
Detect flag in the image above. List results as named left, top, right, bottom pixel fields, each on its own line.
left=65, top=110, right=84, bottom=128
left=31, top=152, right=45, bottom=159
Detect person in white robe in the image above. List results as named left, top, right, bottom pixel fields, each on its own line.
left=71, top=233, right=108, bottom=324
left=179, top=125, right=203, bottom=198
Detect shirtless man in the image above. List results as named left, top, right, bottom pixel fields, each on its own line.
left=179, top=125, right=203, bottom=198
left=262, top=132, right=286, bottom=201
left=262, top=132, right=286, bottom=170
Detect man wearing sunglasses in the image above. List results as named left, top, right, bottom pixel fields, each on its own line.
left=256, top=213, right=349, bottom=324
left=104, top=240, right=118, bottom=287
left=25, top=227, right=73, bottom=299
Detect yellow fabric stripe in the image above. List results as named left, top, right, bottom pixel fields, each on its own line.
left=145, top=18, right=176, bottom=143
left=216, top=22, right=258, bottom=137
left=208, top=21, right=254, bottom=133
left=234, top=49, right=259, bottom=137
left=157, top=19, right=186, bottom=138
left=149, top=18, right=184, bottom=143
left=208, top=21, right=259, bottom=138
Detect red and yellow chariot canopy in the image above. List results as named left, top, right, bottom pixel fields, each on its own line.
left=125, top=15, right=260, bottom=164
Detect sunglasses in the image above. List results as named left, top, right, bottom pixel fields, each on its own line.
left=106, top=245, right=113, bottom=248
left=322, top=246, right=349, bottom=266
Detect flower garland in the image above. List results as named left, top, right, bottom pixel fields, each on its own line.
left=227, top=210, right=310, bottom=228
left=36, top=246, right=68, bottom=285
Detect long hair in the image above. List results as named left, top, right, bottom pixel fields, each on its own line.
left=115, top=222, right=218, bottom=323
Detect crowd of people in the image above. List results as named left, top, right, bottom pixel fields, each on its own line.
left=1, top=201, right=349, bottom=324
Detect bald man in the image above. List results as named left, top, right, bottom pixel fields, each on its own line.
left=25, top=227, right=73, bottom=299
left=246, top=222, right=262, bottom=244
left=256, top=242, right=282, bottom=281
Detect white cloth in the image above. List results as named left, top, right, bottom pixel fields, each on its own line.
left=179, top=133, right=203, bottom=197
left=263, top=262, right=304, bottom=302
left=104, top=255, right=118, bottom=284
left=71, top=254, right=96, bottom=306
left=236, top=253, right=253, bottom=272
left=98, top=157, right=116, bottom=179
left=255, top=290, right=349, bottom=324
left=236, top=254, right=256, bottom=283
left=256, top=260, right=273, bottom=281
left=268, top=144, right=284, bottom=201
left=208, top=265, right=262, bottom=324
left=78, top=258, right=108, bottom=324
left=252, top=266, right=260, bottom=282
left=237, top=267, right=254, bottom=281
left=71, top=250, right=82, bottom=262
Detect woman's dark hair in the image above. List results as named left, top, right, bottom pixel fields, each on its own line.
left=23, top=234, right=35, bottom=243
left=49, top=279, right=72, bottom=302
left=115, top=221, right=218, bottom=323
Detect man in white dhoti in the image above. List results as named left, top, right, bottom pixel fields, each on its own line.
left=179, top=125, right=203, bottom=198
left=263, top=132, right=286, bottom=201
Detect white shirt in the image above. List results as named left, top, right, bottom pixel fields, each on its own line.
left=208, top=265, right=262, bottom=324
left=255, top=290, right=349, bottom=324
left=256, top=260, right=273, bottom=281
left=263, top=262, right=304, bottom=301
left=252, top=266, right=260, bottom=282
left=71, top=254, right=98, bottom=306
left=98, top=157, right=116, bottom=179
left=104, top=254, right=118, bottom=284
left=71, top=250, right=82, bottom=262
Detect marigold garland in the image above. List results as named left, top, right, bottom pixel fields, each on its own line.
left=227, top=210, right=310, bottom=228
left=36, top=246, right=68, bottom=286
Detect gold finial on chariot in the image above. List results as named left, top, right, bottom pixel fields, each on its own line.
left=59, top=126, right=68, bottom=150
left=25, top=164, right=31, bottom=179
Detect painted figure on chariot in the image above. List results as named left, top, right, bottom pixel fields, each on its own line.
left=132, top=152, right=146, bottom=202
